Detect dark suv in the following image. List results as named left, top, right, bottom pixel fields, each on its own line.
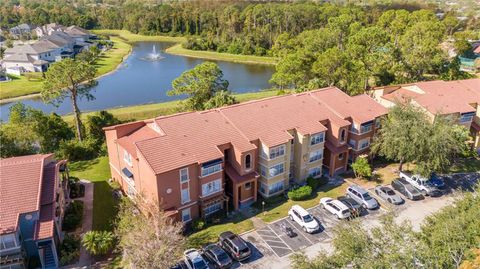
left=203, top=244, right=232, bottom=269
left=391, top=178, right=424, bottom=200
left=219, top=231, right=251, bottom=261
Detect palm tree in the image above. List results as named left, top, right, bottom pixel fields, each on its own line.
left=82, top=231, right=115, bottom=256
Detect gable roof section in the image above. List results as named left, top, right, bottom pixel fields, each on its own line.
left=309, top=87, right=388, bottom=124
left=0, top=154, right=51, bottom=234
left=135, top=110, right=256, bottom=174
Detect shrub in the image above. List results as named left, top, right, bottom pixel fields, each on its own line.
left=192, top=219, right=205, bottom=231
left=59, top=234, right=80, bottom=265
left=307, top=176, right=329, bottom=190
left=82, top=231, right=115, bottom=256
left=56, top=138, right=100, bottom=161
left=63, top=201, right=84, bottom=231
left=288, top=186, right=312, bottom=201
left=69, top=183, right=85, bottom=199
left=351, top=157, right=372, bottom=179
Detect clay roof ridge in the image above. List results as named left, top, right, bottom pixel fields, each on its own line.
left=307, top=90, right=347, bottom=121
left=133, top=137, right=163, bottom=174
left=217, top=109, right=256, bottom=146
left=35, top=157, right=47, bottom=213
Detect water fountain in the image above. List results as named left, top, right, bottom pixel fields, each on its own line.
left=142, top=45, right=165, bottom=61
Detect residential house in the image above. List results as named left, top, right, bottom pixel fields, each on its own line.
left=0, top=154, right=69, bottom=269
left=371, top=78, right=480, bottom=150
left=9, top=24, right=34, bottom=39
left=104, top=87, right=386, bottom=223
left=34, top=23, right=65, bottom=38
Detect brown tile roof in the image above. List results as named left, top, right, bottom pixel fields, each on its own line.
left=112, top=87, right=385, bottom=175
left=378, top=79, right=480, bottom=115
left=135, top=110, right=256, bottom=174
left=40, top=163, right=57, bottom=206
left=219, top=91, right=346, bottom=146
left=225, top=164, right=259, bottom=184
left=309, top=87, right=388, bottom=124
left=381, top=88, right=421, bottom=103
left=0, top=154, right=51, bottom=234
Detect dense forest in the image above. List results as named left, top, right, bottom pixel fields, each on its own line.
left=1, top=0, right=479, bottom=93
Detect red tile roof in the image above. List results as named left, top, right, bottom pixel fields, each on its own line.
left=34, top=204, right=55, bottom=240
left=379, top=79, right=480, bottom=115
left=0, top=154, right=52, bottom=234
left=111, top=87, right=385, bottom=175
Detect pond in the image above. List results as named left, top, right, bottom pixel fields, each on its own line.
left=0, top=41, right=274, bottom=121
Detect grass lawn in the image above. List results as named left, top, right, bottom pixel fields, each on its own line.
left=254, top=183, right=348, bottom=223
left=63, top=90, right=279, bottom=123
left=165, top=44, right=277, bottom=65
left=95, top=37, right=132, bottom=77
left=0, top=73, right=44, bottom=100
left=187, top=211, right=254, bottom=248
left=69, top=156, right=119, bottom=231
left=92, top=29, right=185, bottom=43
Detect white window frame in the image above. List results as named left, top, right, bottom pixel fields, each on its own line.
left=338, top=153, right=344, bottom=160
left=268, top=163, right=285, bottom=178
left=459, top=114, right=474, bottom=123
left=360, top=124, right=373, bottom=134
left=201, top=163, right=222, bottom=177
left=268, top=181, right=284, bottom=195
left=245, top=182, right=252, bottom=190
left=179, top=168, right=189, bottom=183
left=309, top=149, right=323, bottom=163
left=201, top=179, right=222, bottom=197
left=348, top=139, right=357, bottom=149
left=123, top=150, right=132, bottom=166
left=259, top=164, right=267, bottom=178
left=308, top=167, right=321, bottom=178
left=269, top=145, right=286, bottom=160
left=358, top=138, right=370, bottom=150
left=310, top=132, right=325, bottom=146
left=204, top=202, right=222, bottom=216
left=181, top=188, right=190, bottom=204
left=181, top=208, right=191, bottom=223
left=0, top=233, right=20, bottom=250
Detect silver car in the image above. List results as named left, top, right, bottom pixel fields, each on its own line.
left=346, top=185, right=379, bottom=210
left=374, top=185, right=404, bottom=205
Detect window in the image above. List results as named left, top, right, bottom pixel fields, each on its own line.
left=202, top=179, right=222, bottom=197
left=204, top=202, right=222, bottom=216
left=182, top=208, right=191, bottom=223
left=181, top=188, right=190, bottom=204
left=0, top=233, right=18, bottom=250
left=310, top=133, right=325, bottom=145
left=245, top=154, right=252, bottom=169
left=308, top=167, right=321, bottom=178
left=268, top=163, right=285, bottom=178
left=201, top=162, right=222, bottom=177
left=358, top=138, right=370, bottom=150
left=309, top=150, right=323, bottom=163
left=360, top=124, right=373, bottom=133
left=260, top=183, right=268, bottom=194
left=375, top=118, right=381, bottom=128
left=123, top=150, right=132, bottom=166
left=338, top=153, right=344, bottom=160
left=340, top=129, right=346, bottom=142
left=179, top=168, right=189, bottom=183
left=127, top=185, right=136, bottom=197
left=259, top=164, right=267, bottom=177
left=348, top=139, right=357, bottom=149
left=268, top=181, right=284, bottom=194
left=460, top=113, right=474, bottom=123
left=245, top=182, right=252, bottom=190
left=269, top=145, right=285, bottom=159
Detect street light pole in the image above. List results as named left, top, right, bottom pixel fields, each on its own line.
left=262, top=201, right=265, bottom=216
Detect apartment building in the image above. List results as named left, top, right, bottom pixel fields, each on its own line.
left=371, top=78, right=480, bottom=150
left=104, top=87, right=386, bottom=222
left=0, top=154, right=69, bottom=269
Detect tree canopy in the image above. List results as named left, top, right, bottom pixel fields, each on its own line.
left=168, top=62, right=236, bottom=111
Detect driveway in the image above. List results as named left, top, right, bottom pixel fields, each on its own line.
left=239, top=173, right=479, bottom=269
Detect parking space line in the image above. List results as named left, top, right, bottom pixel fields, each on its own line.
left=267, top=224, right=295, bottom=252
left=254, top=231, right=283, bottom=258
left=285, top=218, right=315, bottom=245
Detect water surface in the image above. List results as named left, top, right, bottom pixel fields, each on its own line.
left=0, top=41, right=274, bottom=121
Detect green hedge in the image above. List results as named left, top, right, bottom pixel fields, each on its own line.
left=288, top=186, right=312, bottom=201
left=63, top=200, right=84, bottom=231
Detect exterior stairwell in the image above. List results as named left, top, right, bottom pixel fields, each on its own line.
left=43, top=246, right=57, bottom=269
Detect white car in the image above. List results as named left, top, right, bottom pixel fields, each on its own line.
left=183, top=249, right=209, bottom=269
left=319, top=197, right=351, bottom=219
left=399, top=171, right=442, bottom=197
left=288, top=205, right=320, bottom=233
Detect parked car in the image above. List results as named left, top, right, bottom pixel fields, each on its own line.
left=281, top=223, right=296, bottom=237
left=319, top=197, right=351, bottom=219
left=374, top=185, right=404, bottom=205
left=337, top=196, right=362, bottom=217
left=288, top=205, right=320, bottom=233
left=391, top=178, right=424, bottom=200
left=203, top=244, right=232, bottom=269
left=219, top=231, right=251, bottom=262
left=170, top=261, right=189, bottom=269
left=399, top=171, right=442, bottom=197
left=429, top=173, right=447, bottom=190
left=346, top=185, right=379, bottom=210
left=183, top=249, right=209, bottom=269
